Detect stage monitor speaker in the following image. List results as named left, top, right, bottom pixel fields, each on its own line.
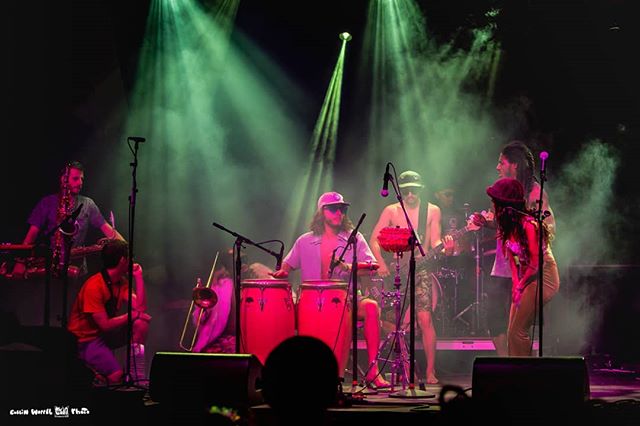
left=1, top=326, right=93, bottom=408
left=149, top=352, right=263, bottom=410
left=472, top=356, right=589, bottom=420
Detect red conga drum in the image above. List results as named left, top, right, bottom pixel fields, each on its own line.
left=240, top=279, right=295, bottom=365
left=296, top=280, right=352, bottom=375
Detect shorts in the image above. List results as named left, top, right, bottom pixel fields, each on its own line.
left=77, top=327, right=128, bottom=377
left=415, top=269, right=437, bottom=313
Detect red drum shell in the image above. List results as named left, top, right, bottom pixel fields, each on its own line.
left=240, top=279, right=295, bottom=365
left=377, top=226, right=413, bottom=253
left=296, top=280, right=352, bottom=374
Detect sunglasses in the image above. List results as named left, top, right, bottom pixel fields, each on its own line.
left=400, top=187, right=422, bottom=195
left=324, top=204, right=348, bottom=214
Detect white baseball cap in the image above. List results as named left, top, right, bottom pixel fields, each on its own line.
left=317, top=192, right=350, bottom=211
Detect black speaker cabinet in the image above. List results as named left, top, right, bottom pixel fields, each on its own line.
left=472, top=356, right=589, bottom=418
left=149, top=352, right=263, bottom=410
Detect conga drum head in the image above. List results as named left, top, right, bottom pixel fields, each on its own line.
left=241, top=278, right=291, bottom=289
left=300, top=279, right=347, bottom=291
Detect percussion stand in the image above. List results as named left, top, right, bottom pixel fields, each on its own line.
left=451, top=227, right=484, bottom=335
left=376, top=251, right=412, bottom=390
left=381, top=163, right=432, bottom=399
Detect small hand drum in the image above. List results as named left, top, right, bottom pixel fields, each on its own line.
left=377, top=226, right=412, bottom=253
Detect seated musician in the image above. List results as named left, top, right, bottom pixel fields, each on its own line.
left=271, top=192, right=390, bottom=389
left=191, top=249, right=273, bottom=354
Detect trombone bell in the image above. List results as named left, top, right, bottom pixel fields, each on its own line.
left=193, top=287, right=218, bottom=309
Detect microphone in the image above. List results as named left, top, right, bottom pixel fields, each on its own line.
left=380, top=163, right=391, bottom=197
left=540, top=151, right=549, bottom=170
left=60, top=203, right=83, bottom=235
left=275, top=243, right=284, bottom=271
left=128, top=136, right=146, bottom=143
left=328, top=247, right=339, bottom=277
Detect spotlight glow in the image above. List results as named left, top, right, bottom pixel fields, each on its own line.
left=339, top=32, right=352, bottom=42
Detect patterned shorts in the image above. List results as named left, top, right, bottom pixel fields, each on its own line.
left=415, top=269, right=437, bottom=313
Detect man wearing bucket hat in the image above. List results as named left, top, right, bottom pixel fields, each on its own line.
left=485, top=177, right=559, bottom=356
left=369, top=170, right=453, bottom=385
left=272, top=191, right=390, bottom=388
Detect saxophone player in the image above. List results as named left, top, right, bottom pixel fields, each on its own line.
left=11, top=160, right=125, bottom=279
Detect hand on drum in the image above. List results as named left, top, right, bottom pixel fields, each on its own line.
left=270, top=269, right=289, bottom=279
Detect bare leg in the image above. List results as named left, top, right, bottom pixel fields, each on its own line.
left=359, top=299, right=390, bottom=386
left=417, top=310, right=438, bottom=384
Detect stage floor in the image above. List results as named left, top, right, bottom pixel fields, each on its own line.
left=3, top=349, right=639, bottom=425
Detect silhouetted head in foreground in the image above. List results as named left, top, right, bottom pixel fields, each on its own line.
left=262, top=336, right=339, bottom=425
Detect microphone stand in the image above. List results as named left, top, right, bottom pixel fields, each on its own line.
left=212, top=222, right=284, bottom=354
left=37, top=210, right=79, bottom=327
left=384, top=164, right=433, bottom=399
left=121, top=136, right=145, bottom=389
left=329, top=213, right=367, bottom=392
left=536, top=156, right=548, bottom=356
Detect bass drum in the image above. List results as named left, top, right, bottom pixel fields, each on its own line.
left=240, top=279, right=295, bottom=365
left=296, top=280, right=352, bottom=375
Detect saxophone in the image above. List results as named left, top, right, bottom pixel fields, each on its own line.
left=51, top=164, right=77, bottom=278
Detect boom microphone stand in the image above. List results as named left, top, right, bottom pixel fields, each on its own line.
left=328, top=213, right=368, bottom=393
left=211, top=222, right=284, bottom=354
left=36, top=207, right=80, bottom=327
left=382, top=163, right=433, bottom=399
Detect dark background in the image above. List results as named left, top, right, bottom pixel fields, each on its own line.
left=2, top=0, right=639, bottom=361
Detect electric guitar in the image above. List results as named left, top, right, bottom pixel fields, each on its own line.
left=398, top=212, right=488, bottom=274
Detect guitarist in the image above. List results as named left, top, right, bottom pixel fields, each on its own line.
left=369, top=170, right=454, bottom=385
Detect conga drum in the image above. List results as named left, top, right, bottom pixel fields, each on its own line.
left=296, top=280, right=352, bottom=375
left=240, top=279, right=295, bottom=365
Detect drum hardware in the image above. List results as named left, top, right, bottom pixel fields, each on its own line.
left=179, top=252, right=220, bottom=352
left=212, top=221, right=286, bottom=354
left=450, top=215, right=486, bottom=336
left=375, top=251, right=412, bottom=390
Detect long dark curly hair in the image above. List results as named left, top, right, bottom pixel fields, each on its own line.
left=501, top=141, right=536, bottom=197
left=494, top=202, right=551, bottom=265
left=309, top=209, right=354, bottom=235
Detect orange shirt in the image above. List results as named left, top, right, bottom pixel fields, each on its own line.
left=67, top=272, right=129, bottom=342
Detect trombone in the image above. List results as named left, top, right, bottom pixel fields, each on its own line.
left=179, top=252, right=220, bottom=351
